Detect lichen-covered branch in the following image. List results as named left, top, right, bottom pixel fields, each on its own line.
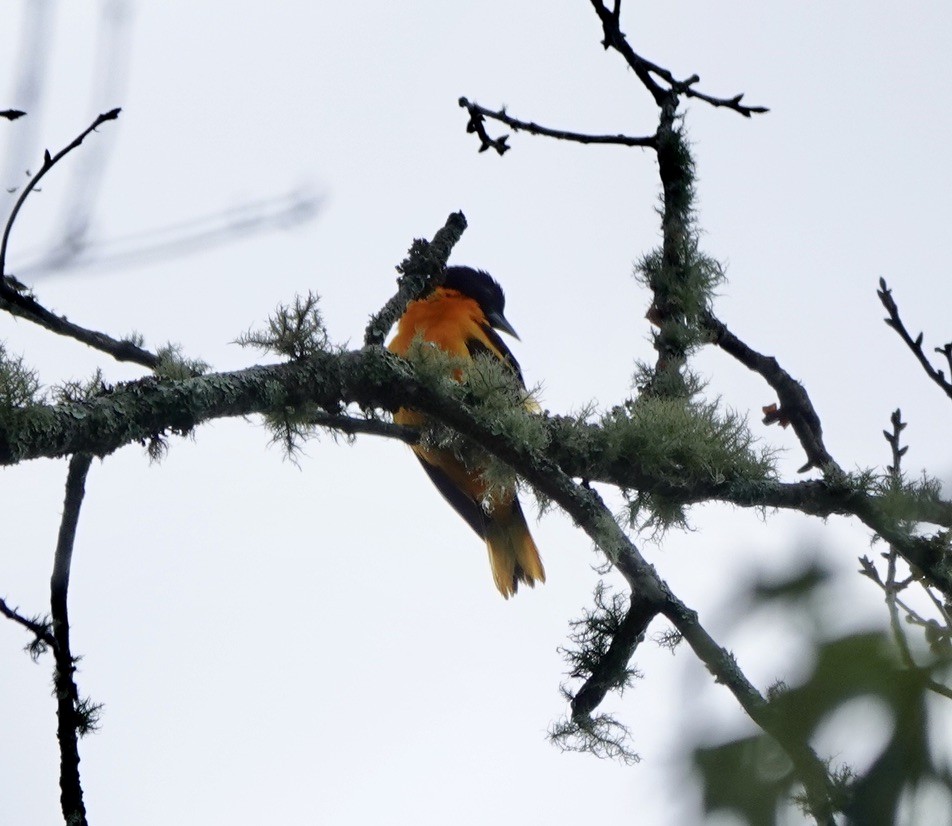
left=1, top=346, right=948, bottom=595
left=1, top=109, right=120, bottom=281
left=363, top=211, right=468, bottom=346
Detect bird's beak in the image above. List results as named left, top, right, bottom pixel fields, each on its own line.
left=487, top=309, right=520, bottom=340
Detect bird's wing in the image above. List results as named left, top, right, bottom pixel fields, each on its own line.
left=412, top=452, right=487, bottom=538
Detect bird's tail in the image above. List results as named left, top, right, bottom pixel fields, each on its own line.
left=484, top=498, right=545, bottom=599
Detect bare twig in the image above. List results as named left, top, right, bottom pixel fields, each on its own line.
left=0, top=596, right=55, bottom=655
left=0, top=291, right=159, bottom=368
left=587, top=1, right=768, bottom=117
left=702, top=310, right=836, bottom=473
left=51, top=453, right=94, bottom=826
left=363, top=211, right=468, bottom=346
left=882, top=408, right=908, bottom=475
left=458, top=97, right=657, bottom=153
left=878, top=278, right=952, bottom=402
left=861, top=556, right=952, bottom=702
left=0, top=109, right=159, bottom=369
left=459, top=100, right=510, bottom=155
left=0, top=108, right=120, bottom=281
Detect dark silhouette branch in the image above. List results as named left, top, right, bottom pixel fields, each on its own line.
left=0, top=109, right=160, bottom=369
left=702, top=310, right=836, bottom=473
left=51, top=453, right=94, bottom=826
left=878, top=277, right=952, bottom=402
left=568, top=590, right=654, bottom=720
left=306, top=411, right=418, bottom=444
left=587, top=1, right=768, bottom=117
left=459, top=99, right=510, bottom=155
left=0, top=596, right=55, bottom=654
left=458, top=97, right=657, bottom=153
left=364, top=211, right=468, bottom=346
left=0, top=108, right=120, bottom=282
left=0, top=288, right=160, bottom=368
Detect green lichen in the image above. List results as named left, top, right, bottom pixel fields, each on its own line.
left=237, top=292, right=329, bottom=361
left=155, top=344, right=209, bottom=380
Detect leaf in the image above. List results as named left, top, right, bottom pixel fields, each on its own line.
left=695, top=735, right=792, bottom=826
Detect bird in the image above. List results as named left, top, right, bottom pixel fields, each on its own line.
left=387, top=265, right=545, bottom=598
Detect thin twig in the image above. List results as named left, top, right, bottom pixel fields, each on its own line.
left=862, top=556, right=952, bottom=702
left=306, top=412, right=418, bottom=444
left=877, top=278, right=952, bottom=402
left=0, top=596, right=55, bottom=652
left=863, top=411, right=952, bottom=705
left=881, top=408, right=911, bottom=665
left=0, top=108, right=120, bottom=281
left=924, top=586, right=952, bottom=628
left=702, top=310, right=836, bottom=473
left=51, top=453, right=94, bottom=826
left=458, top=97, right=657, bottom=152
left=587, top=1, right=768, bottom=117
left=0, top=108, right=159, bottom=369
left=0, top=291, right=160, bottom=368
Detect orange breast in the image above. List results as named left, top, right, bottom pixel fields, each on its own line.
left=387, top=287, right=505, bottom=362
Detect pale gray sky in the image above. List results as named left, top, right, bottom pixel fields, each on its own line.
left=2, top=2, right=952, bottom=824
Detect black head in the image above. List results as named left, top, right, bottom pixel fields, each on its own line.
left=443, top=266, right=519, bottom=339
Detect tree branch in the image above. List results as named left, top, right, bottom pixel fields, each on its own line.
left=0, top=596, right=55, bottom=655
left=363, top=211, right=468, bottom=346
left=587, top=1, right=768, bottom=117
left=1, top=109, right=120, bottom=283
left=0, top=108, right=160, bottom=370
left=0, top=347, right=948, bottom=595
left=306, top=411, right=419, bottom=444
left=877, top=277, right=952, bottom=402
left=0, top=345, right=899, bottom=819
left=50, top=453, right=94, bottom=826
left=568, top=588, right=655, bottom=720
left=458, top=97, right=657, bottom=152
left=703, top=310, right=836, bottom=473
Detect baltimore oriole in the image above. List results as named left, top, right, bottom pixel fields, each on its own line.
left=388, top=266, right=545, bottom=598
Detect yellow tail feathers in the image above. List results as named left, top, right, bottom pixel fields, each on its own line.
left=484, top=500, right=545, bottom=599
